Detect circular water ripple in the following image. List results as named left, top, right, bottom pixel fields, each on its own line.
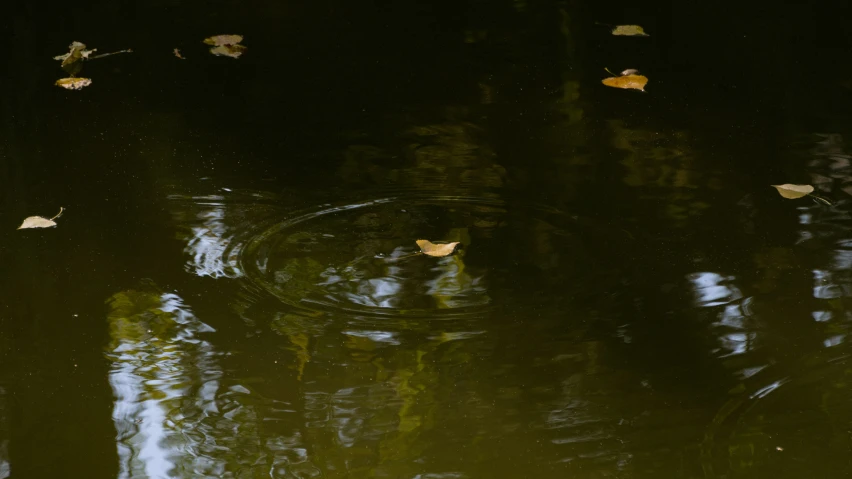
left=701, top=352, right=852, bottom=478
left=240, top=195, right=588, bottom=318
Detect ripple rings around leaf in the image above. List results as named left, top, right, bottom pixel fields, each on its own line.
left=239, top=195, right=584, bottom=320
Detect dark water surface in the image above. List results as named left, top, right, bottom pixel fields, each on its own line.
left=4, top=0, right=852, bottom=477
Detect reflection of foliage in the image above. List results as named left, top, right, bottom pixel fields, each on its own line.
left=423, top=228, right=488, bottom=309
left=298, top=332, right=450, bottom=477
left=752, top=247, right=798, bottom=293
left=704, top=360, right=852, bottom=477
left=337, top=111, right=504, bottom=195
left=407, top=120, right=492, bottom=170
left=269, top=312, right=323, bottom=381
left=273, top=257, right=326, bottom=295
left=610, top=120, right=715, bottom=225
left=375, top=348, right=436, bottom=476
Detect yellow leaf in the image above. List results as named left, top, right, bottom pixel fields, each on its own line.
left=611, top=25, right=649, bottom=36
left=415, top=239, right=460, bottom=257
left=55, top=77, right=92, bottom=90
left=203, top=34, right=244, bottom=46
left=771, top=184, right=814, bottom=199
left=209, top=44, right=247, bottom=58
left=602, top=74, right=648, bottom=91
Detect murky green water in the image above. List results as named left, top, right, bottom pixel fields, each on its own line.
left=4, top=0, right=852, bottom=477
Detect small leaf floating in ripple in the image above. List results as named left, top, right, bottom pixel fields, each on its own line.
left=771, top=184, right=814, bottom=199
left=416, top=239, right=460, bottom=257
left=203, top=34, right=244, bottom=46
left=17, top=207, right=65, bottom=230
left=602, top=68, right=648, bottom=92
left=611, top=25, right=650, bottom=36
left=55, top=78, right=92, bottom=90
left=771, top=183, right=832, bottom=205
left=209, top=44, right=247, bottom=58
left=203, top=34, right=247, bottom=58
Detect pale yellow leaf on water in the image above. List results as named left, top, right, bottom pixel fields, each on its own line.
left=611, top=25, right=649, bottom=36
left=416, top=239, right=460, bottom=257
left=771, top=184, right=814, bottom=199
left=203, top=34, right=244, bottom=46
left=209, top=44, right=247, bottom=59
left=17, top=207, right=64, bottom=230
left=17, top=217, right=56, bottom=229
left=602, top=74, right=648, bottom=91
left=55, top=77, right=92, bottom=90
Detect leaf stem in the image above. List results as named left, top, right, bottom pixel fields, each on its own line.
left=88, top=49, right=133, bottom=60
left=381, top=252, right=423, bottom=263
left=50, top=207, right=65, bottom=221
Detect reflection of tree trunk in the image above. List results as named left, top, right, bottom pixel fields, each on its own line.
left=107, top=289, right=228, bottom=477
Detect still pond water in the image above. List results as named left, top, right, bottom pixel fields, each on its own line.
left=4, top=0, right=852, bottom=477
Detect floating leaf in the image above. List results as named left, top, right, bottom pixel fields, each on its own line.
left=203, top=34, right=246, bottom=58
left=771, top=184, right=814, bottom=199
left=612, top=25, right=649, bottom=36
left=53, top=41, right=96, bottom=67
left=55, top=77, right=92, bottom=90
left=209, top=44, right=247, bottom=59
left=173, top=48, right=185, bottom=59
left=602, top=73, right=648, bottom=91
left=17, top=207, right=64, bottom=230
left=416, top=239, right=460, bottom=257
left=203, top=34, right=244, bottom=46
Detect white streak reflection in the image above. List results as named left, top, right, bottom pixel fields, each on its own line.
left=689, top=272, right=742, bottom=307
left=107, top=290, right=222, bottom=478
left=184, top=206, right=244, bottom=278
left=690, top=273, right=755, bottom=357
left=813, top=269, right=843, bottom=299
left=0, top=387, right=8, bottom=479
left=750, top=379, right=788, bottom=399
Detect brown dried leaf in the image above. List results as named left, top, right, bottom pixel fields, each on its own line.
left=203, top=34, right=244, bottom=46
left=602, top=74, right=648, bottom=91
left=55, top=77, right=92, bottom=90
left=53, top=41, right=96, bottom=67
left=416, top=239, right=460, bottom=257
left=771, top=184, right=814, bottom=199
left=611, top=25, right=649, bottom=36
